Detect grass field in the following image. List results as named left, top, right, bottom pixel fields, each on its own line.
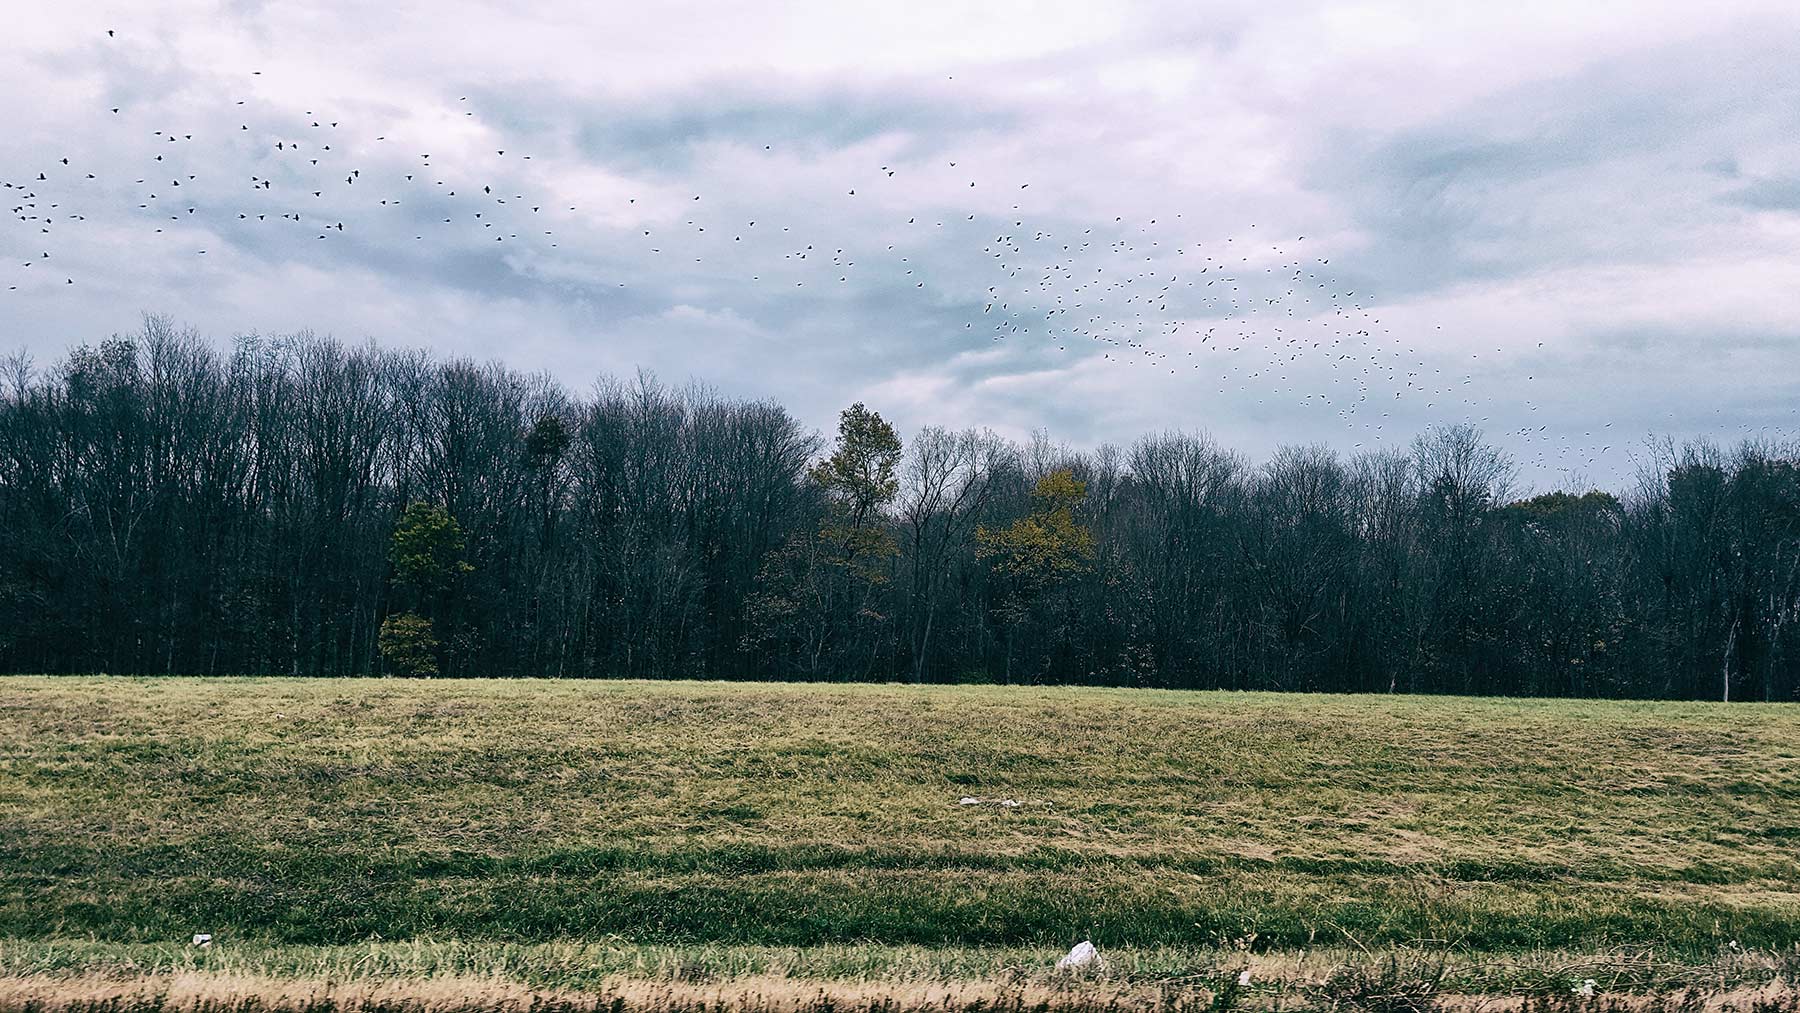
left=3, top=677, right=1799, bottom=1008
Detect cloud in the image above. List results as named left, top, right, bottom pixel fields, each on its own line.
left=4, top=0, right=1799, bottom=491
left=1724, top=177, right=1800, bottom=212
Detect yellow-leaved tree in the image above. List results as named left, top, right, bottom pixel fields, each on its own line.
left=977, top=468, right=1094, bottom=682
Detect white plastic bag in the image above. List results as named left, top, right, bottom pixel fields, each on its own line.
left=1057, top=940, right=1098, bottom=970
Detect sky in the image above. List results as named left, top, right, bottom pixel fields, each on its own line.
left=4, top=0, right=1799, bottom=491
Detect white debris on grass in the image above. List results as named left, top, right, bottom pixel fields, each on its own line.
left=1238, top=969, right=1253, bottom=986
left=1574, top=979, right=1597, bottom=997
left=957, top=796, right=1022, bottom=807
left=1057, top=940, right=1098, bottom=970
left=191, top=933, right=212, bottom=948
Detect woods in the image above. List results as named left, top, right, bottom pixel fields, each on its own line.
left=2, top=320, right=1797, bottom=699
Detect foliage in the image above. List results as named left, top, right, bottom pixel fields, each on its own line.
left=810, top=402, right=903, bottom=529
left=745, top=403, right=903, bottom=676
left=976, top=470, right=1097, bottom=682
left=978, top=469, right=1095, bottom=586
left=812, top=402, right=903, bottom=573
left=377, top=611, right=440, bottom=677
left=525, top=413, right=571, bottom=467
left=389, top=502, right=473, bottom=595
left=1504, top=490, right=1623, bottom=523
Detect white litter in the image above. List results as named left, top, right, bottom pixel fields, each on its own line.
left=1574, top=979, right=1597, bottom=997
left=1057, top=940, right=1098, bottom=970
left=1238, top=970, right=1253, bottom=986
left=958, top=797, right=981, bottom=805
left=192, top=933, right=212, bottom=948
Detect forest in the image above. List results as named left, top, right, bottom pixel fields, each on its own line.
left=1, top=319, right=1796, bottom=700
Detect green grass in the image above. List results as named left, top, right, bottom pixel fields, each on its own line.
left=2, top=677, right=1799, bottom=989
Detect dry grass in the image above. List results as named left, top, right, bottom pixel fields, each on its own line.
left=0, top=971, right=1796, bottom=1013
left=2, top=677, right=1799, bottom=1001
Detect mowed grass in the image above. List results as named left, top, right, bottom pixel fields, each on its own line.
left=2, top=677, right=1799, bottom=965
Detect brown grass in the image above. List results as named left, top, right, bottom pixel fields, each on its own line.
left=0, top=973, right=1796, bottom=1013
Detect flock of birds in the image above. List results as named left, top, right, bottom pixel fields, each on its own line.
left=1, top=28, right=1675, bottom=479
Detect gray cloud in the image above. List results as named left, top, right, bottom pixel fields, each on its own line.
left=4, top=1, right=1799, bottom=490
left=563, top=86, right=1014, bottom=174
left=1724, top=177, right=1800, bottom=211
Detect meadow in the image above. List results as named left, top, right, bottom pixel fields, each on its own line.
left=2, top=677, right=1798, bottom=1008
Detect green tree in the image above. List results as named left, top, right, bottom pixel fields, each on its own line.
left=747, top=403, right=902, bottom=676
left=381, top=502, right=472, bottom=676
left=378, top=612, right=440, bottom=677
left=389, top=501, right=474, bottom=595
left=810, top=402, right=902, bottom=568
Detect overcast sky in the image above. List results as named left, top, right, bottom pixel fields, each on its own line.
left=5, top=1, right=1800, bottom=491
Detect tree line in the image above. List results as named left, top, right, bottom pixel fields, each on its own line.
left=2, top=320, right=1797, bottom=699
